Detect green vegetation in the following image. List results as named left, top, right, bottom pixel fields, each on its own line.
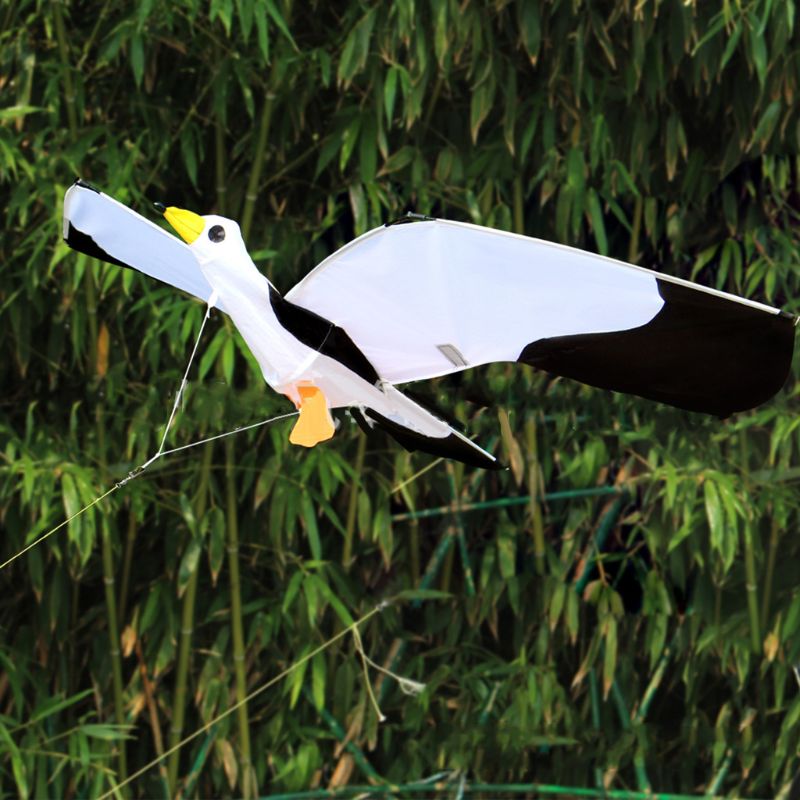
left=2, top=0, right=800, bottom=796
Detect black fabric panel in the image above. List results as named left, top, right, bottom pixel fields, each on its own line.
left=519, top=279, right=796, bottom=417
left=354, top=407, right=504, bottom=470
left=269, top=286, right=380, bottom=385
left=64, top=222, right=134, bottom=272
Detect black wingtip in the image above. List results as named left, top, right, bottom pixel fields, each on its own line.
left=75, top=178, right=101, bottom=193
left=153, top=201, right=167, bottom=214
left=354, top=407, right=503, bottom=470
left=384, top=212, right=435, bottom=227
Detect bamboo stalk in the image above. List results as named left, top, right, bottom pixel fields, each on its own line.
left=628, top=195, right=643, bottom=263
left=740, top=431, right=761, bottom=654
left=391, top=486, right=621, bottom=522
left=52, top=1, right=78, bottom=139
left=525, top=417, right=546, bottom=575
left=447, top=464, right=475, bottom=597
left=167, top=444, right=213, bottom=792
left=408, top=517, right=420, bottom=585
left=608, top=681, right=651, bottom=793
left=707, top=748, right=733, bottom=795
left=760, top=517, right=780, bottom=632
left=100, top=517, right=129, bottom=788
left=117, top=511, right=137, bottom=627
left=134, top=638, right=170, bottom=796
left=343, top=433, right=366, bottom=569
left=513, top=174, right=525, bottom=235
left=588, top=669, right=604, bottom=789
left=54, top=6, right=129, bottom=788
left=216, top=77, right=255, bottom=797
left=240, top=93, right=275, bottom=240
left=225, top=437, right=255, bottom=798
left=743, top=522, right=761, bottom=654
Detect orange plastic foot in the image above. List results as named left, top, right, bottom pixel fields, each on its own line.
left=289, top=386, right=335, bottom=447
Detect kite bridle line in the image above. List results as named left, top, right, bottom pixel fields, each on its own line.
left=97, top=600, right=394, bottom=799
left=0, top=297, right=298, bottom=573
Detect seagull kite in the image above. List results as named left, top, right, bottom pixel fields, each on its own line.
left=63, top=180, right=796, bottom=469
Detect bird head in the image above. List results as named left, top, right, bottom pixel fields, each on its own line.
left=156, top=203, right=248, bottom=266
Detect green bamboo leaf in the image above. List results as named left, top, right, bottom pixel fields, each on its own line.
left=497, top=528, right=516, bottom=579
left=180, top=127, right=199, bottom=188
left=566, top=587, right=579, bottom=643
left=311, top=652, right=325, bottom=710
left=520, top=0, right=541, bottom=61
left=384, top=66, right=399, bottom=124
left=340, top=116, right=361, bottom=172
left=221, top=336, right=234, bottom=384
left=264, top=0, right=297, bottom=49
left=393, top=589, right=452, bottom=603
left=704, top=479, right=725, bottom=557
left=30, top=689, right=93, bottom=724
left=207, top=507, right=225, bottom=584
left=611, top=160, right=640, bottom=196
left=178, top=539, right=202, bottom=597
left=0, top=722, right=28, bottom=799
left=586, top=189, right=608, bottom=255
left=548, top=580, right=566, bottom=631
left=210, top=0, right=234, bottom=35
left=748, top=23, right=768, bottom=87
left=0, top=105, right=44, bottom=121
left=288, top=652, right=309, bottom=709
left=719, top=23, right=742, bottom=70
left=502, top=68, right=517, bottom=156
left=236, top=0, right=254, bottom=40
left=691, top=12, right=725, bottom=55
left=603, top=618, right=617, bottom=697
left=470, top=81, right=495, bottom=143
left=336, top=8, right=376, bottom=85
left=379, top=145, right=415, bottom=175
left=519, top=107, right=539, bottom=163
left=80, top=723, right=133, bottom=740
left=310, top=576, right=355, bottom=626
left=433, top=1, right=449, bottom=66
left=301, top=494, right=321, bottom=560
left=750, top=100, right=782, bottom=150
left=254, top=9, right=270, bottom=62
left=130, top=32, right=145, bottom=87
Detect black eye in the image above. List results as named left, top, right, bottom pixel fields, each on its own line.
left=208, top=225, right=226, bottom=243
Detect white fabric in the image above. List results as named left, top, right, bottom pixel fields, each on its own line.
left=63, top=183, right=224, bottom=311
left=287, top=219, right=667, bottom=384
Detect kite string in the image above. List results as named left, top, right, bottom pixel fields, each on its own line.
left=0, top=298, right=297, bottom=572
left=0, top=485, right=121, bottom=572
left=98, top=602, right=389, bottom=800
left=157, top=293, right=217, bottom=455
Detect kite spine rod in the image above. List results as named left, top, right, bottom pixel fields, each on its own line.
left=0, top=297, right=297, bottom=572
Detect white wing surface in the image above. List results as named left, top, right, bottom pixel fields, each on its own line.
left=286, top=219, right=666, bottom=384
left=63, top=181, right=224, bottom=311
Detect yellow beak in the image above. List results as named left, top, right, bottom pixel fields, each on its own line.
left=162, top=206, right=205, bottom=244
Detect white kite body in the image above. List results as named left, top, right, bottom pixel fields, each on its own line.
left=62, top=181, right=795, bottom=469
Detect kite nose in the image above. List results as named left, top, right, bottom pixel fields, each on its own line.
left=159, top=204, right=205, bottom=244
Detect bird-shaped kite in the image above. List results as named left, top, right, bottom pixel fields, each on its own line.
left=63, top=180, right=796, bottom=469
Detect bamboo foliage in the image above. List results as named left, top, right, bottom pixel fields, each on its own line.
left=1, top=0, right=800, bottom=796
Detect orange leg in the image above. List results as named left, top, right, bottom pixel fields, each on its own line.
left=288, top=386, right=336, bottom=447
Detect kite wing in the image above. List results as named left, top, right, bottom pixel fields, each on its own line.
left=286, top=218, right=795, bottom=416
left=63, top=181, right=224, bottom=311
